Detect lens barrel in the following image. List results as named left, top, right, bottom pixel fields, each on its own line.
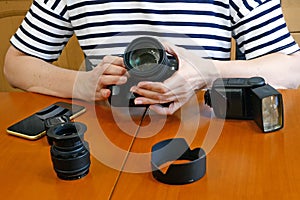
left=47, top=122, right=90, bottom=180
left=123, top=37, right=177, bottom=82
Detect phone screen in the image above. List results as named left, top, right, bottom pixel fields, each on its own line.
left=7, top=102, right=86, bottom=140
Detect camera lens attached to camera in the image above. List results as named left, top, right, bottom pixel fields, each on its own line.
left=109, top=37, right=178, bottom=107
left=47, top=122, right=91, bottom=180
left=124, top=36, right=178, bottom=82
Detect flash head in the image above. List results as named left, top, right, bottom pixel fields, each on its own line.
left=251, top=84, right=284, bottom=132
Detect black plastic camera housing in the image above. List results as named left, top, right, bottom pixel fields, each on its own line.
left=205, top=77, right=266, bottom=119
left=204, top=77, right=284, bottom=132
left=108, top=37, right=178, bottom=107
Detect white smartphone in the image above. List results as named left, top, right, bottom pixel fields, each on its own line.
left=6, top=102, right=86, bottom=140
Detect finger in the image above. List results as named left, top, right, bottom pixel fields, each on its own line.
left=136, top=73, right=189, bottom=93
left=162, top=42, right=177, bottom=56
left=135, top=80, right=194, bottom=101
left=136, top=81, right=169, bottom=93
left=161, top=41, right=185, bottom=57
left=149, top=104, right=170, bottom=115
left=93, top=89, right=111, bottom=101
left=131, top=85, right=168, bottom=101
left=134, top=96, right=171, bottom=106
left=98, top=75, right=127, bottom=86
left=132, top=87, right=187, bottom=103
left=133, top=89, right=191, bottom=107
left=149, top=102, right=182, bottom=115
left=102, top=63, right=127, bottom=75
left=101, top=89, right=111, bottom=99
left=94, top=55, right=126, bottom=76
left=102, top=55, right=125, bottom=67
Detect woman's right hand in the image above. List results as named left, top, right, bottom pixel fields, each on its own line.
left=73, top=55, right=128, bottom=101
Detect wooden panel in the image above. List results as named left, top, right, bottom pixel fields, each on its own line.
left=282, top=0, right=300, bottom=33
left=0, top=0, right=84, bottom=92
left=53, top=35, right=85, bottom=71
left=230, top=38, right=236, bottom=60
left=0, top=0, right=32, bottom=92
left=291, top=33, right=300, bottom=46
left=291, top=33, right=300, bottom=89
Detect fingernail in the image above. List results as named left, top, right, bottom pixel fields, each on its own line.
left=130, top=86, right=136, bottom=92
left=135, top=99, right=142, bottom=104
left=102, top=90, right=110, bottom=98
left=120, top=76, right=127, bottom=83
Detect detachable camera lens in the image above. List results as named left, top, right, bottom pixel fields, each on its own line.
left=47, top=122, right=90, bottom=180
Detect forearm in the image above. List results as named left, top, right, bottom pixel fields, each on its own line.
left=212, top=51, right=300, bottom=89
left=4, top=46, right=80, bottom=98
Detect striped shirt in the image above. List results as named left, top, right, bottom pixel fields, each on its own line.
left=10, top=0, right=299, bottom=69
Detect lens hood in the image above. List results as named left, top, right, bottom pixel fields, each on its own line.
left=151, top=138, right=206, bottom=185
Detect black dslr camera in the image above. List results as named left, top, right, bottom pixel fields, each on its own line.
left=204, top=77, right=284, bottom=132
left=109, top=37, right=178, bottom=107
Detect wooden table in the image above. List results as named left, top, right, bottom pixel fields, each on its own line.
left=1, top=90, right=300, bottom=200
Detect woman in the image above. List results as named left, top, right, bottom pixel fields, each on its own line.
left=4, top=0, right=300, bottom=114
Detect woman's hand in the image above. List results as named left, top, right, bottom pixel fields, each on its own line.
left=73, top=55, right=128, bottom=101
left=130, top=42, right=219, bottom=115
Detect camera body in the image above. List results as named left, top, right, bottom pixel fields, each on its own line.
left=108, top=37, right=178, bottom=107
left=204, top=77, right=284, bottom=132
left=205, top=77, right=266, bottom=119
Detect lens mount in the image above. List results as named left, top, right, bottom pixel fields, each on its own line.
left=47, top=122, right=87, bottom=148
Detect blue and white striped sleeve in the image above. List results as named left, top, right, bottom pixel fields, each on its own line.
left=10, top=0, right=73, bottom=62
left=230, top=0, right=299, bottom=59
